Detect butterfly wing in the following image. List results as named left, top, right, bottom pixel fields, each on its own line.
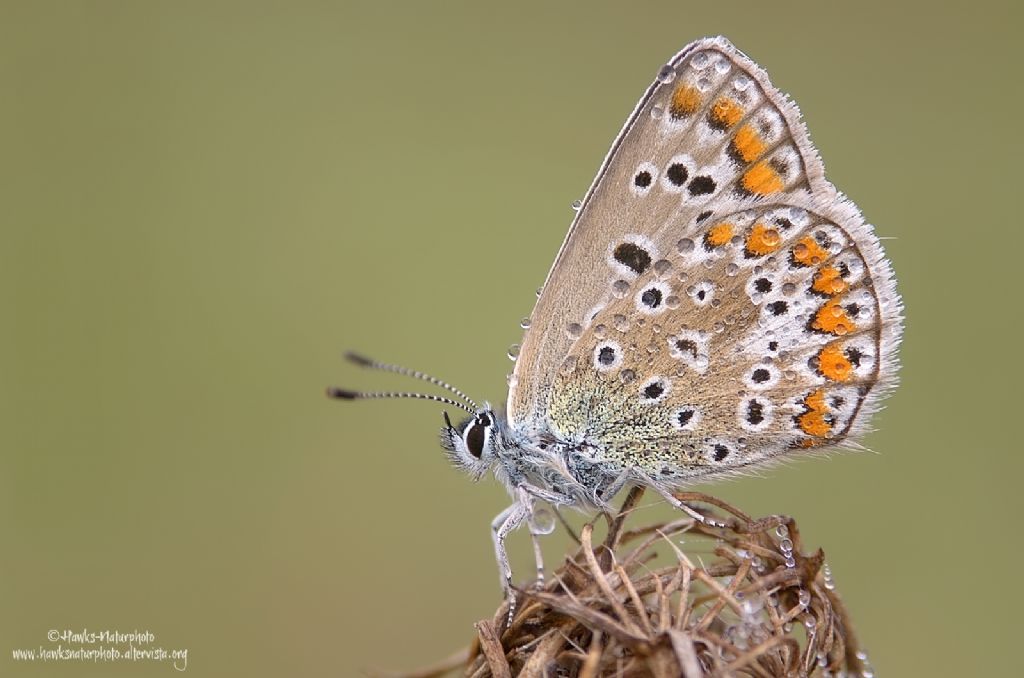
left=543, top=192, right=902, bottom=478
left=508, top=36, right=844, bottom=437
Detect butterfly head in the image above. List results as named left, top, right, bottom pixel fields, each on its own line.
left=440, top=408, right=502, bottom=479
left=329, top=352, right=505, bottom=479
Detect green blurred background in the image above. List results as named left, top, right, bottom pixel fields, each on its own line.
left=2, top=1, right=1019, bottom=675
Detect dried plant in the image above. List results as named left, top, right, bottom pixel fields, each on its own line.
left=386, top=488, right=874, bottom=678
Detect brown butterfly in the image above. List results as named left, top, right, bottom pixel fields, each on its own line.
left=330, top=36, right=903, bottom=610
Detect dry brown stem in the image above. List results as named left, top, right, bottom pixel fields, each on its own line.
left=390, top=489, right=874, bottom=677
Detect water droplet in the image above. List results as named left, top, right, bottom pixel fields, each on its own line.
left=612, top=280, right=630, bottom=298
left=650, top=104, right=664, bottom=119
left=593, top=324, right=607, bottom=339
left=780, top=538, right=794, bottom=552
left=665, top=295, right=681, bottom=309
left=613, top=314, right=630, bottom=332
left=696, top=76, right=712, bottom=92
left=776, top=525, right=789, bottom=538
left=803, top=615, right=817, bottom=630
left=646, top=342, right=659, bottom=354
left=656, top=64, right=676, bottom=84
left=529, top=507, right=556, bottom=535
left=714, top=58, right=730, bottom=74
left=711, top=298, right=722, bottom=308
left=566, top=322, right=583, bottom=339
left=561, top=355, right=578, bottom=373
left=741, top=597, right=763, bottom=617
left=794, top=243, right=808, bottom=258
left=619, top=368, right=636, bottom=384
left=677, top=238, right=695, bottom=254
left=784, top=370, right=797, bottom=380
left=506, top=373, right=518, bottom=387
left=835, top=324, right=849, bottom=336
left=785, top=555, right=796, bottom=568
left=782, top=282, right=797, bottom=295
left=797, top=588, right=811, bottom=607
left=520, top=317, right=531, bottom=329
left=726, top=263, right=739, bottom=276
left=653, top=258, right=673, bottom=277
left=733, top=74, right=751, bottom=91
left=571, top=199, right=582, bottom=211
left=823, top=563, right=835, bottom=590
left=507, top=344, right=521, bottom=361
left=713, top=322, right=725, bottom=333
left=536, top=287, right=543, bottom=298
left=691, top=51, right=710, bottom=69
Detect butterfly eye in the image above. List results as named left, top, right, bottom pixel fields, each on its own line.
left=464, top=419, right=489, bottom=459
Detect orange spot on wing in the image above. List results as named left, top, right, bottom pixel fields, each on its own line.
left=710, top=96, right=744, bottom=129
left=706, top=222, right=734, bottom=247
left=817, top=342, right=853, bottom=382
left=669, top=85, right=701, bottom=118
left=741, top=160, right=784, bottom=195
left=791, top=236, right=828, bottom=267
left=812, top=299, right=856, bottom=336
left=731, top=123, right=766, bottom=163
left=745, top=222, right=782, bottom=256
left=812, top=266, right=848, bottom=296
left=797, top=389, right=831, bottom=437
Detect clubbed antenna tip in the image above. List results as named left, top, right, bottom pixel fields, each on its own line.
left=344, top=351, right=375, bottom=367
left=325, top=387, right=358, bottom=400
left=335, top=350, right=479, bottom=411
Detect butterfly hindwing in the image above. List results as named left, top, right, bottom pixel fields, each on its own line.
left=544, top=193, right=901, bottom=477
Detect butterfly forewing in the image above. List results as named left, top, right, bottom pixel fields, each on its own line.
left=507, top=37, right=901, bottom=477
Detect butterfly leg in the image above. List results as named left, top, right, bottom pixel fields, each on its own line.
left=491, top=499, right=530, bottom=622
left=492, top=485, right=575, bottom=623
left=518, top=485, right=577, bottom=590
left=597, top=469, right=632, bottom=506
left=640, top=474, right=727, bottom=528
left=528, top=529, right=546, bottom=590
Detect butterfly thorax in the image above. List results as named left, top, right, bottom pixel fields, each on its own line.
left=491, top=418, right=633, bottom=512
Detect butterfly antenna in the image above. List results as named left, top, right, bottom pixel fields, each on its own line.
left=326, top=388, right=476, bottom=415
left=343, top=352, right=479, bottom=410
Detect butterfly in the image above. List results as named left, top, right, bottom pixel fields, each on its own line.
left=329, top=36, right=902, bottom=608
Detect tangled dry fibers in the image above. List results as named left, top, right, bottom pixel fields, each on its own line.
left=388, top=488, right=873, bottom=677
